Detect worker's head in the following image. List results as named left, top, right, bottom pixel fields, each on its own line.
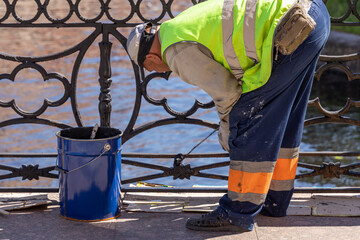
left=126, top=22, right=170, bottom=72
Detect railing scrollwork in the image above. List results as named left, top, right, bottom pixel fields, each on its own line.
left=0, top=0, right=359, bottom=193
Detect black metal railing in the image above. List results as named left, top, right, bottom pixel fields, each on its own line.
left=0, top=0, right=359, bottom=193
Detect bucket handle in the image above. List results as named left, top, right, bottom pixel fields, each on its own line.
left=55, top=143, right=112, bottom=174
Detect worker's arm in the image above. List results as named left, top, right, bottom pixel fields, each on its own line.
left=164, top=42, right=243, bottom=151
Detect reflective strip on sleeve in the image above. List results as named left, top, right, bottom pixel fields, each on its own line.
left=269, top=179, right=295, bottom=191
left=230, top=160, right=275, bottom=173
left=222, top=0, right=244, bottom=79
left=228, top=168, right=272, bottom=194
left=228, top=190, right=266, bottom=205
left=243, top=0, right=259, bottom=64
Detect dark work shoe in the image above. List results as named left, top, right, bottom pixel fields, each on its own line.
left=185, top=207, right=251, bottom=232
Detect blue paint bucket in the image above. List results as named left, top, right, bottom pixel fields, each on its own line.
left=56, top=127, right=122, bottom=221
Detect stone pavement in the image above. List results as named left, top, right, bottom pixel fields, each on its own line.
left=1, top=192, right=360, bottom=240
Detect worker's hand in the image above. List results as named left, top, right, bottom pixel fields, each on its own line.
left=218, top=119, right=230, bottom=152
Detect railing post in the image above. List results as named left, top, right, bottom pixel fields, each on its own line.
left=98, top=26, right=112, bottom=127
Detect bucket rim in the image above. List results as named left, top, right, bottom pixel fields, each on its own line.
left=56, top=126, right=123, bottom=142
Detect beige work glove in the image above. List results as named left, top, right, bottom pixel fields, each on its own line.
left=218, top=115, right=230, bottom=152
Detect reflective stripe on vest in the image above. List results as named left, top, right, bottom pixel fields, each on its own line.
left=222, top=0, right=259, bottom=79
left=244, top=0, right=259, bottom=64
left=222, top=0, right=244, bottom=80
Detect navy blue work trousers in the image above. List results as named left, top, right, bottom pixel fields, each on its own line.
left=219, top=0, right=331, bottom=230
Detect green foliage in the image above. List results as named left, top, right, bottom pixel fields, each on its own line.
left=325, top=0, right=360, bottom=35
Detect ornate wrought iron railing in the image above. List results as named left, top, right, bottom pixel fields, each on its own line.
left=0, top=0, right=359, bottom=193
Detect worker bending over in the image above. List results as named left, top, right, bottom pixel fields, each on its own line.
left=127, top=0, right=330, bottom=232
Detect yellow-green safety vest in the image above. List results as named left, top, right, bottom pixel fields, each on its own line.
left=160, top=0, right=295, bottom=93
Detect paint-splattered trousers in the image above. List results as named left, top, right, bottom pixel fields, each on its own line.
left=218, top=0, right=331, bottom=231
